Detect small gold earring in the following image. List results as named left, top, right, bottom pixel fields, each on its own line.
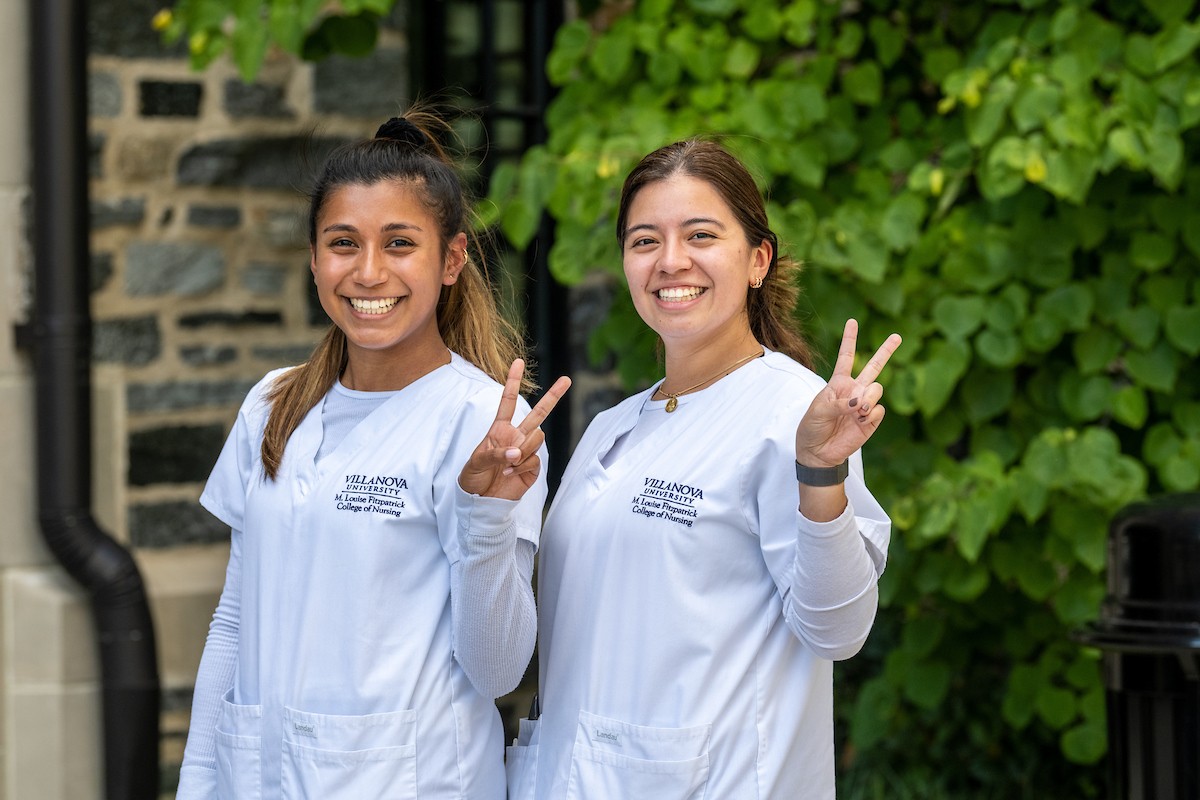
left=751, top=275, right=764, bottom=289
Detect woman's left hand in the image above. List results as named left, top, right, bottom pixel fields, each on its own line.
left=796, top=319, right=902, bottom=469
left=459, top=359, right=572, bottom=502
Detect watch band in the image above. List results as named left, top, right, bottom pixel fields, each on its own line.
left=795, top=459, right=849, bottom=486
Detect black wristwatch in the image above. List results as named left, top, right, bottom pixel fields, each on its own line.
left=795, top=459, right=849, bottom=486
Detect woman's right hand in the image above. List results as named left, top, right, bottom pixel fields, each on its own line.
left=458, top=359, right=571, bottom=502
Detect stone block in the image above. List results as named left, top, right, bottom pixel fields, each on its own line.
left=242, top=261, right=287, bottom=295
left=4, top=568, right=98, bottom=685
left=224, top=79, right=295, bottom=119
left=129, top=502, right=229, bottom=550
left=114, top=136, right=176, bottom=183
left=179, top=345, right=237, bottom=367
left=91, top=196, right=146, bottom=229
left=5, top=686, right=101, bottom=800
left=91, top=251, right=114, bottom=293
left=93, top=316, right=161, bottom=365
left=314, top=49, right=407, bottom=117
left=252, top=344, right=317, bottom=367
left=125, top=241, right=224, bottom=296
left=136, top=546, right=229, bottom=688
left=128, top=424, right=226, bottom=486
left=187, top=205, right=241, bottom=229
left=89, top=71, right=122, bottom=118
left=0, top=188, right=33, bottom=377
left=126, top=379, right=256, bottom=413
left=262, top=209, right=306, bottom=249
left=139, top=80, right=203, bottom=118
left=177, top=310, right=283, bottom=329
left=177, top=136, right=351, bottom=190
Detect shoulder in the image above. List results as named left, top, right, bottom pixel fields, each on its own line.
left=238, top=366, right=300, bottom=421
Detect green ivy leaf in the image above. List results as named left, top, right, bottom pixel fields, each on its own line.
left=1112, top=385, right=1149, bottom=428
left=1072, top=328, right=1122, bottom=374
left=1035, top=684, right=1078, bottom=729
left=1115, top=305, right=1160, bottom=349
left=1125, top=339, right=1180, bottom=393
left=1062, top=718, right=1108, bottom=764
left=1142, top=0, right=1196, bottom=25
left=842, top=61, right=883, bottom=106
left=1153, top=21, right=1200, bottom=70
left=723, top=38, right=759, bottom=79
left=903, top=658, right=952, bottom=709
left=868, top=17, right=905, bottom=66
left=1165, top=305, right=1200, bottom=355
left=932, top=294, right=986, bottom=338
left=1058, top=374, right=1112, bottom=422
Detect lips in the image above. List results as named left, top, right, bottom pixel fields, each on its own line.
left=656, top=286, right=706, bottom=302
left=347, top=297, right=399, bottom=314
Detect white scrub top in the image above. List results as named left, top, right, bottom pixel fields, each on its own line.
left=199, top=353, right=543, bottom=799
left=510, top=350, right=890, bottom=800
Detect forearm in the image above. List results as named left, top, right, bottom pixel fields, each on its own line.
left=451, top=490, right=537, bottom=698
left=782, top=501, right=880, bottom=660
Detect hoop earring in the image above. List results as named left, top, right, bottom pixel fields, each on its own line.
left=751, top=275, right=764, bottom=289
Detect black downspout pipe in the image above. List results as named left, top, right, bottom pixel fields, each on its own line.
left=28, top=1, right=161, bottom=797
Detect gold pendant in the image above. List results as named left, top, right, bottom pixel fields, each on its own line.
left=665, top=397, right=678, bottom=412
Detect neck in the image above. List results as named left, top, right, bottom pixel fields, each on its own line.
left=342, top=338, right=451, bottom=392
left=660, top=328, right=763, bottom=395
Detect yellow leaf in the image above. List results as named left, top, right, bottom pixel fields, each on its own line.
left=930, top=167, right=945, bottom=196
left=1025, top=153, right=1047, bottom=183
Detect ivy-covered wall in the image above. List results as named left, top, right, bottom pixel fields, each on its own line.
left=487, top=0, right=1200, bottom=796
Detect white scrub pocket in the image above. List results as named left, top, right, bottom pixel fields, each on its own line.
left=279, top=706, right=418, bottom=799
left=565, top=710, right=710, bottom=800
left=505, top=717, right=541, bottom=799
left=215, top=690, right=263, bottom=799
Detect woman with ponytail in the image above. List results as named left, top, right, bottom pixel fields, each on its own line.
left=177, top=110, right=570, bottom=800
left=507, top=139, right=901, bottom=799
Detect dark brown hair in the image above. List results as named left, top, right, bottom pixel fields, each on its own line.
left=616, top=138, right=812, bottom=368
left=260, top=109, right=527, bottom=479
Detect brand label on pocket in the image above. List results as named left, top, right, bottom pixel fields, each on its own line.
left=591, top=727, right=621, bottom=746
left=292, top=721, right=317, bottom=739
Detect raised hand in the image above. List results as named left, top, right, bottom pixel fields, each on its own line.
left=459, top=359, right=572, bottom=502
left=795, top=319, right=902, bottom=470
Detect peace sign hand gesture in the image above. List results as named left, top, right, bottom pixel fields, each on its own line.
left=459, top=360, right=572, bottom=502
left=796, top=319, right=902, bottom=470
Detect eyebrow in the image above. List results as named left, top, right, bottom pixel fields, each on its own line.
left=321, top=222, right=425, bottom=234
left=623, top=217, right=727, bottom=240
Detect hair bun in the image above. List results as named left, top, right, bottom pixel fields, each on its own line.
left=375, top=117, right=432, bottom=149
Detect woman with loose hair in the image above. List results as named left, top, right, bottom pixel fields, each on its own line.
left=507, top=139, right=901, bottom=799
left=178, top=110, right=569, bottom=800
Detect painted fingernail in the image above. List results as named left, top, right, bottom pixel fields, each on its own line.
left=505, top=448, right=522, bottom=461
left=502, top=467, right=514, bottom=476
left=848, top=397, right=859, bottom=407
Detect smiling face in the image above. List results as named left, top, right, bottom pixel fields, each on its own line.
left=311, top=179, right=465, bottom=375
left=622, top=174, right=771, bottom=355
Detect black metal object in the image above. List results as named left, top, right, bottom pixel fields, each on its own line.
left=1077, top=494, right=1200, bottom=800
left=29, top=0, right=161, bottom=797
left=410, top=0, right=570, bottom=491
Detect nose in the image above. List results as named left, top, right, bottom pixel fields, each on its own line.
left=353, top=247, right=387, bottom=287
left=658, top=237, right=690, bottom=274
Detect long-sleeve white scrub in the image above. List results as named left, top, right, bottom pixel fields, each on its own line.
left=178, top=354, right=544, bottom=799
left=507, top=349, right=890, bottom=800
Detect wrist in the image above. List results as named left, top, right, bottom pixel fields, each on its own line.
left=795, top=459, right=849, bottom=486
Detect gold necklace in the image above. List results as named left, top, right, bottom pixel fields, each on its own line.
left=656, top=350, right=763, bottom=412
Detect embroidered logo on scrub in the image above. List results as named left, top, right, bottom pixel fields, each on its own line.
left=334, top=473, right=409, bottom=518
left=631, top=476, right=704, bottom=528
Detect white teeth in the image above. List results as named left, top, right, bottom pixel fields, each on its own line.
left=348, top=297, right=398, bottom=314
left=657, top=286, right=704, bottom=302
